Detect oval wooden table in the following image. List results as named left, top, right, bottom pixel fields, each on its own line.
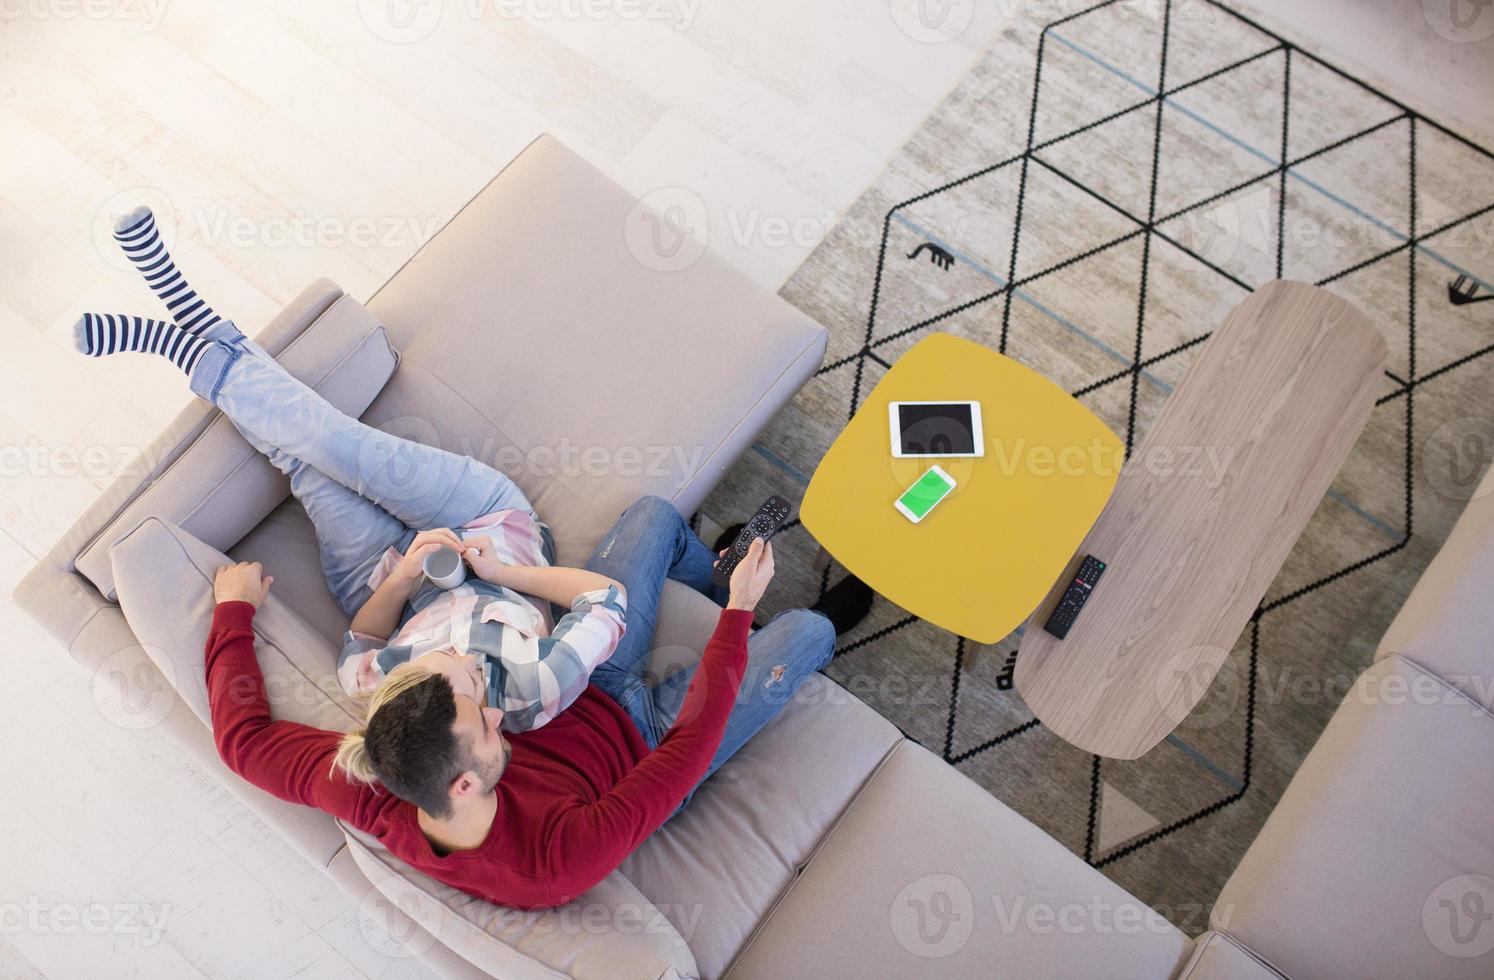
left=1014, top=280, right=1388, bottom=760
left=801, top=332, right=1123, bottom=644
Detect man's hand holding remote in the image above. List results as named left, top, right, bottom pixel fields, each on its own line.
left=724, top=537, right=774, bottom=612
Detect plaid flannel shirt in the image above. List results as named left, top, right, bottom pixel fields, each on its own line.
left=335, top=509, right=627, bottom=733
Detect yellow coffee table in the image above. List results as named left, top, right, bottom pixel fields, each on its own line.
left=801, top=333, right=1123, bottom=643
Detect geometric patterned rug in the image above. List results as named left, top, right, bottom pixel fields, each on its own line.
left=698, top=0, right=1494, bottom=932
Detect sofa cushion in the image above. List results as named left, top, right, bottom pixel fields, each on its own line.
left=110, top=515, right=361, bottom=734
left=726, top=740, right=1192, bottom=979
left=340, top=822, right=697, bottom=980
left=1378, top=466, right=1494, bottom=712
left=75, top=290, right=399, bottom=602
left=229, top=497, right=350, bottom=651
left=360, top=134, right=827, bottom=567
left=1212, top=655, right=1494, bottom=980
left=1177, top=932, right=1286, bottom=979
left=620, top=671, right=904, bottom=980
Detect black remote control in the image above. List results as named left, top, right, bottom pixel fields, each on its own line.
left=1042, top=554, right=1106, bottom=640
left=712, top=495, right=793, bottom=587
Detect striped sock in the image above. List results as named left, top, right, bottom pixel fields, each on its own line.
left=112, top=206, right=223, bottom=335
left=72, top=313, right=215, bottom=375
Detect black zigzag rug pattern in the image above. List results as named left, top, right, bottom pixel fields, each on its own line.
left=701, top=0, right=1494, bottom=924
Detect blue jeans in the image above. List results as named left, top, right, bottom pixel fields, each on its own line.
left=188, top=330, right=534, bottom=618
left=583, top=496, right=837, bottom=816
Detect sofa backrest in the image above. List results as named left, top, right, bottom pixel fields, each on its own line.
left=356, top=134, right=828, bottom=570
left=1207, top=463, right=1494, bottom=978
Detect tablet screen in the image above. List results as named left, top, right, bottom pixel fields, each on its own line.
left=896, top=403, right=976, bottom=455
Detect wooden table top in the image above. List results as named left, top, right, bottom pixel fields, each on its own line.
left=801, top=332, right=1122, bottom=644
left=1014, top=281, right=1387, bottom=760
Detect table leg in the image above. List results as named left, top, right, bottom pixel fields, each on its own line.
left=812, top=545, right=832, bottom=573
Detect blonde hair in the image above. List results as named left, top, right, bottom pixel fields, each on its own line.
left=333, top=662, right=438, bottom=784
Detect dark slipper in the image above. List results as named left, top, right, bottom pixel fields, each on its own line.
left=711, top=523, right=746, bottom=554
left=811, top=574, right=874, bottom=635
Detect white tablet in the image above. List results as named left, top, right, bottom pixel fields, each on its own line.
left=888, top=400, right=984, bottom=458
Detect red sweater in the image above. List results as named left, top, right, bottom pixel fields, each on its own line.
left=205, top=600, right=751, bottom=909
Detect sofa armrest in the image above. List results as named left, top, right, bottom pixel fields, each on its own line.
left=14, top=278, right=387, bottom=671
left=75, top=292, right=398, bottom=602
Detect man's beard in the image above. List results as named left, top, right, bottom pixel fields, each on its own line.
left=473, top=739, right=510, bottom=794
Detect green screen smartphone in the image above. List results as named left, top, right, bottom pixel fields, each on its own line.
left=894, top=464, right=956, bottom=523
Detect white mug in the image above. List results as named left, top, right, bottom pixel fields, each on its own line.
left=422, top=546, right=467, bottom=590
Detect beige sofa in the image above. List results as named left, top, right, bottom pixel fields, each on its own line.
left=16, top=134, right=1195, bottom=978
left=21, top=133, right=1488, bottom=977
left=1193, top=463, right=1494, bottom=980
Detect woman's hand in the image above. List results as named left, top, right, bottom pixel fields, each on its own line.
left=460, top=535, right=508, bottom=584
left=395, top=528, right=465, bottom=582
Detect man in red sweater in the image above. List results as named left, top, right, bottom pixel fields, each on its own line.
left=207, top=531, right=833, bottom=910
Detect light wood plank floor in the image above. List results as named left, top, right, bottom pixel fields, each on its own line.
left=2, top=1, right=1488, bottom=976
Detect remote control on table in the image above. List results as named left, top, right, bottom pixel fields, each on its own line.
left=712, top=495, right=793, bottom=587
left=1042, top=554, right=1106, bottom=640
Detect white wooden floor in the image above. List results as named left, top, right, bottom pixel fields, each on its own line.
left=2, top=1, right=1489, bottom=977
